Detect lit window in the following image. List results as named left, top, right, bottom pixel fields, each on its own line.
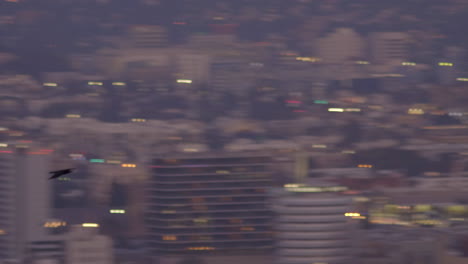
left=82, top=223, right=99, bottom=227
left=162, top=235, right=177, bottom=241
left=109, top=209, right=126, bottom=214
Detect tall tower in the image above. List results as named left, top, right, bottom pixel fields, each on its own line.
left=272, top=182, right=354, bottom=264
left=145, top=152, right=275, bottom=257
left=0, top=147, right=53, bottom=261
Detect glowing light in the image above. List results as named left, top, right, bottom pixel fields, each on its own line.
left=438, top=62, right=453, bottom=67
left=345, top=108, right=361, bottom=112
left=356, top=61, right=370, bottom=64
left=110, top=209, right=126, bottom=214
left=358, top=164, right=373, bottom=168
left=345, top=212, right=361, bottom=217
left=183, top=148, right=199, bottom=152
left=328, top=108, right=344, bottom=112
left=43, top=83, right=57, bottom=87
left=296, top=57, right=321, bottom=62
left=0, top=143, right=7, bottom=147
left=90, top=159, right=105, bottom=163
left=402, top=62, right=416, bottom=66
left=112, top=82, right=126, bottom=86
left=177, top=79, right=192, bottom=84
left=314, top=100, right=328, bottom=104
left=44, top=221, right=67, bottom=228
left=66, top=114, right=81, bottom=118
left=456, top=78, right=468, bottom=82
left=88, top=81, right=103, bottom=86
left=408, top=108, right=425, bottom=115
left=82, top=223, right=99, bottom=227
left=121, top=163, right=136, bottom=168
left=131, top=118, right=146, bottom=122
left=312, top=144, right=327, bottom=148
left=162, top=235, right=177, bottom=241
left=284, top=184, right=348, bottom=193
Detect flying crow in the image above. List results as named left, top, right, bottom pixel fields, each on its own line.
left=49, top=168, right=75, bottom=180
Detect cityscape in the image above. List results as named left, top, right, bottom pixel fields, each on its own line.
left=1, top=0, right=468, bottom=264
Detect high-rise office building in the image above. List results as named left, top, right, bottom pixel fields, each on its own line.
left=272, top=182, right=354, bottom=264
left=145, top=152, right=275, bottom=256
left=0, top=148, right=54, bottom=262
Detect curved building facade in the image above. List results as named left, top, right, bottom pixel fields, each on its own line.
left=272, top=184, right=354, bottom=264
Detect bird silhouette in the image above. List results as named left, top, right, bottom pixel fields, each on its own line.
left=49, top=168, right=75, bottom=180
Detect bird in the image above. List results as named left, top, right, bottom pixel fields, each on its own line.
left=49, top=168, right=76, bottom=180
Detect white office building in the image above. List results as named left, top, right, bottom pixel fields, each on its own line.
left=272, top=182, right=355, bottom=264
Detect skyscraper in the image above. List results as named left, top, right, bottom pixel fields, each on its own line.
left=145, top=152, right=275, bottom=256
left=0, top=148, right=53, bottom=262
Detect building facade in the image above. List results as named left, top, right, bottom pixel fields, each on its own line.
left=145, top=152, right=275, bottom=256
left=0, top=148, right=53, bottom=262
left=272, top=183, right=355, bottom=264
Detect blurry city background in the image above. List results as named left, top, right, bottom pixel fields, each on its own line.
left=1, top=0, right=468, bottom=264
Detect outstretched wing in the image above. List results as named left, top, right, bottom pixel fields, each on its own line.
left=48, top=168, right=75, bottom=180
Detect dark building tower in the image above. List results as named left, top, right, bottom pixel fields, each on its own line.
left=145, top=153, right=275, bottom=257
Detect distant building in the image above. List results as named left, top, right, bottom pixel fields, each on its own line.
left=127, top=25, right=168, bottom=49
left=369, top=32, right=410, bottom=65
left=145, top=152, right=275, bottom=256
left=316, top=28, right=366, bottom=64
left=175, top=52, right=212, bottom=86
left=65, top=225, right=113, bottom=264
left=0, top=148, right=55, bottom=262
left=271, top=182, right=355, bottom=264
left=209, top=56, right=249, bottom=96
left=436, top=46, right=465, bottom=85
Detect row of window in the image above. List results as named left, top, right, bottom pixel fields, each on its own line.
left=153, top=157, right=271, bottom=166
left=148, top=196, right=268, bottom=204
